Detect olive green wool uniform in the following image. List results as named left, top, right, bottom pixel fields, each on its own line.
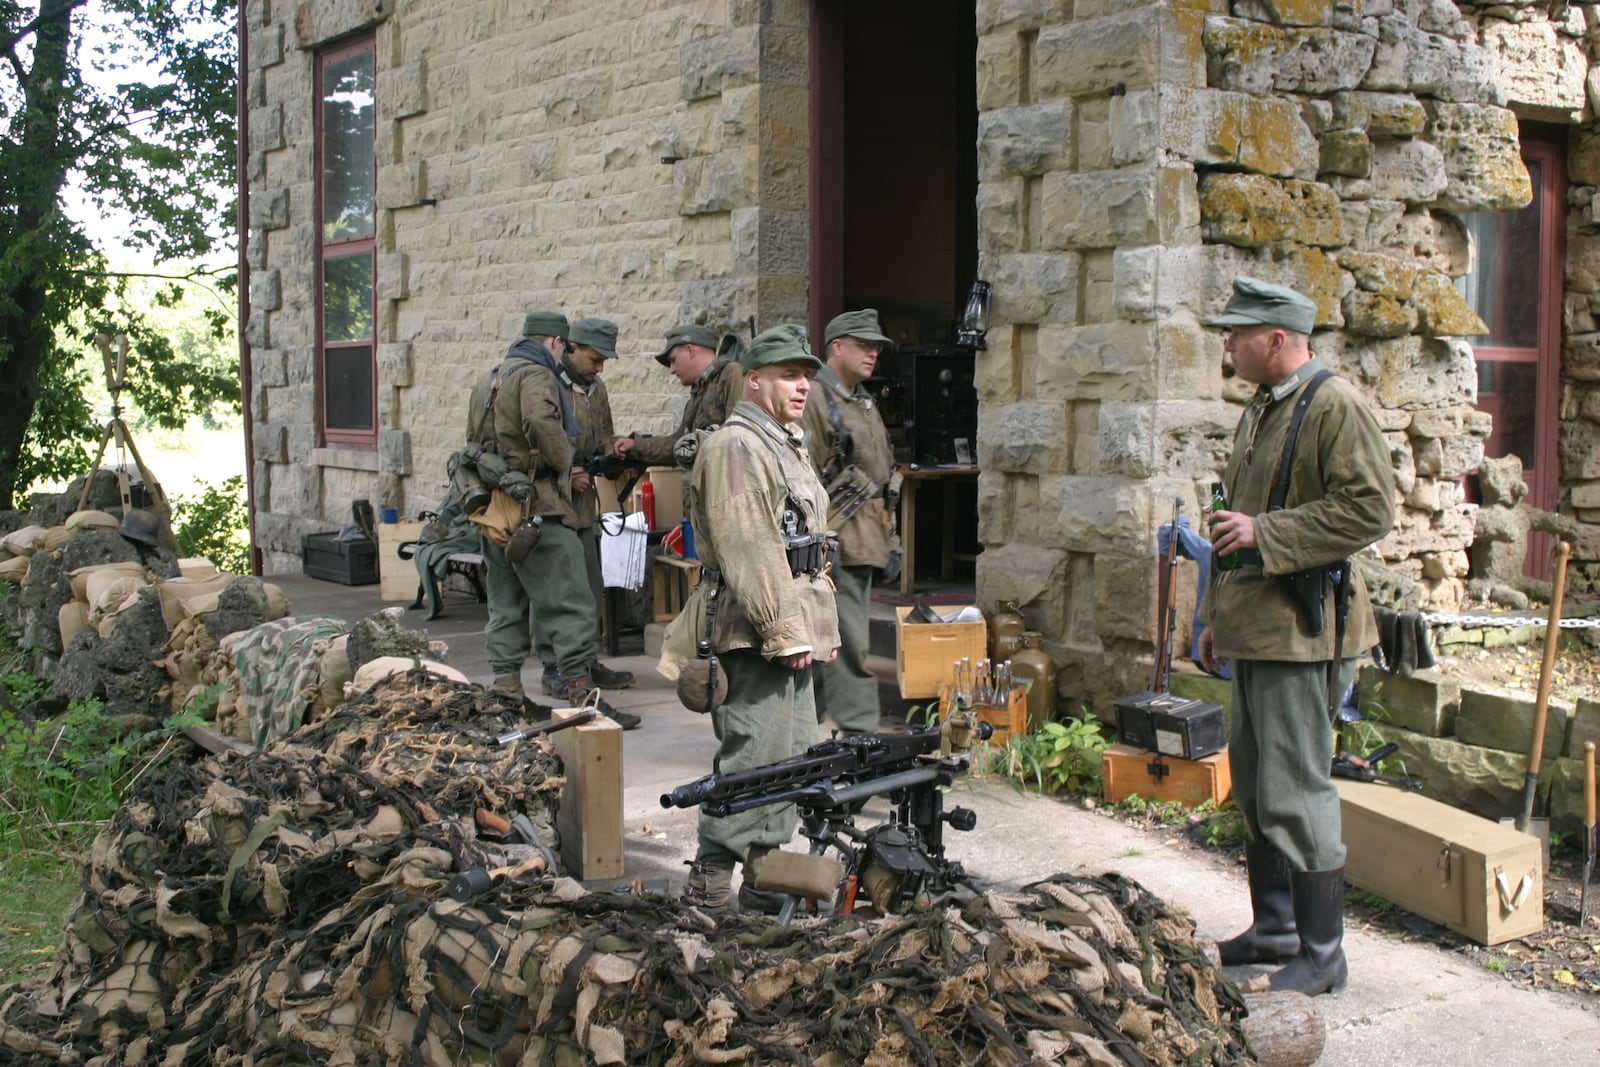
left=801, top=363, right=899, bottom=733
left=1202, top=355, right=1394, bottom=871
left=467, top=337, right=601, bottom=683
left=627, top=357, right=744, bottom=468
left=665, top=397, right=840, bottom=866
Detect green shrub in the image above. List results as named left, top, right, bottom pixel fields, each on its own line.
left=172, top=474, right=250, bottom=574
left=1000, top=711, right=1111, bottom=796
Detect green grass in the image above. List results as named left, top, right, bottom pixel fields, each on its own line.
left=0, top=851, right=80, bottom=986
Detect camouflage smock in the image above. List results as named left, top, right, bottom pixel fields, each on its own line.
left=627, top=356, right=744, bottom=467
left=800, top=365, right=899, bottom=569
left=465, top=339, right=578, bottom=528
left=662, top=400, right=839, bottom=668
left=556, top=360, right=614, bottom=529
left=1202, top=357, right=1395, bottom=663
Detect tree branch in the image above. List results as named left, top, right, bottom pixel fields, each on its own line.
left=1, top=0, right=91, bottom=57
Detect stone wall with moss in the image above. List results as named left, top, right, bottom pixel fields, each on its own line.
left=972, top=0, right=1531, bottom=714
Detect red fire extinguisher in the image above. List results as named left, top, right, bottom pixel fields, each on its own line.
left=640, top=481, right=657, bottom=530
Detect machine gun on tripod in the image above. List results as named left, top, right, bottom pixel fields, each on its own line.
left=662, top=713, right=991, bottom=920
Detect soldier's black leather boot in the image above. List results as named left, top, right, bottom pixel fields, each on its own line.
left=1269, top=867, right=1349, bottom=996
left=1218, top=839, right=1300, bottom=965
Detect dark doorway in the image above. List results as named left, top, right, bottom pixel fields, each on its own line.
left=810, top=1, right=981, bottom=588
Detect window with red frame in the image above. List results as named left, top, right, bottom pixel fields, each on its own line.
left=317, top=37, right=376, bottom=445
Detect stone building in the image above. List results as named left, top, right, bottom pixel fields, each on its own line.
left=240, top=0, right=1599, bottom=713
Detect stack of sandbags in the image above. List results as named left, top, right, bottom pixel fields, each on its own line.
left=0, top=524, right=49, bottom=585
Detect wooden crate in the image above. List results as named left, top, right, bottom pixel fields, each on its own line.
left=1337, top=779, right=1543, bottom=946
left=551, top=706, right=625, bottom=879
left=652, top=555, right=702, bottom=622
left=939, top=684, right=1027, bottom=747
left=895, top=605, right=987, bottom=699
left=1101, top=743, right=1232, bottom=808
left=377, top=520, right=427, bottom=602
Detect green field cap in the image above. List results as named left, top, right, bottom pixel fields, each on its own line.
left=1209, top=277, right=1316, bottom=334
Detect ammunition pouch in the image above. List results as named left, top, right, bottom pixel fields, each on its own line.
left=781, top=502, right=835, bottom=577
left=823, top=463, right=881, bottom=527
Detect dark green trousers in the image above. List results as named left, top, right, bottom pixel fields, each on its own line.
left=813, top=564, right=879, bottom=733
left=533, top=525, right=603, bottom=670
left=1229, top=658, right=1355, bottom=871
left=697, top=649, right=817, bottom=866
left=482, top=522, right=599, bottom=682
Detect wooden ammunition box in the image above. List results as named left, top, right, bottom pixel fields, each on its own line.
left=1337, top=779, right=1543, bottom=946
left=377, top=520, right=428, bottom=602
left=895, top=605, right=987, bottom=699
left=1101, top=743, right=1232, bottom=808
left=1151, top=700, right=1226, bottom=760
left=939, top=684, right=1027, bottom=747
left=551, top=706, right=625, bottom=879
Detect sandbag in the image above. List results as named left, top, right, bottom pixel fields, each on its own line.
left=69, top=561, right=147, bottom=603
left=66, top=509, right=121, bottom=531
left=59, top=602, right=89, bottom=646
left=263, top=581, right=290, bottom=620
left=347, top=656, right=468, bottom=696
left=177, top=557, right=219, bottom=579
left=39, top=525, right=74, bottom=550
left=1, top=524, right=48, bottom=555
left=156, top=574, right=238, bottom=629
left=0, top=555, right=29, bottom=585
left=87, top=572, right=149, bottom=615
left=315, top=635, right=353, bottom=716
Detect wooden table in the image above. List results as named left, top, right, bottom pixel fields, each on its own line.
left=896, top=464, right=980, bottom=595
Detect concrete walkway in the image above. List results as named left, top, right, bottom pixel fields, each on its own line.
left=270, top=571, right=1599, bottom=1067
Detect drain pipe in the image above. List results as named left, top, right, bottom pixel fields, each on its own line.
left=236, top=2, right=259, bottom=576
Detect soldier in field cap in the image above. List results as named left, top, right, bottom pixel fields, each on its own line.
left=1197, top=276, right=1395, bottom=996
left=661, top=324, right=839, bottom=914
left=612, top=323, right=744, bottom=470
left=800, top=309, right=902, bottom=735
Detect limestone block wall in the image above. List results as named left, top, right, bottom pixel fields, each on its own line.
left=972, top=0, right=1528, bottom=713
left=243, top=0, right=809, bottom=573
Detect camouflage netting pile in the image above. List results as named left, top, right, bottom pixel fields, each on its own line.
left=0, top=675, right=1257, bottom=1067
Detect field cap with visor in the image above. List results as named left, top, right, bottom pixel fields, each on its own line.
left=1208, top=276, right=1317, bottom=336
left=522, top=311, right=570, bottom=340
left=823, top=308, right=895, bottom=350
left=739, top=324, right=824, bottom=373
left=652, top=324, right=720, bottom=366
left=568, top=317, right=619, bottom=359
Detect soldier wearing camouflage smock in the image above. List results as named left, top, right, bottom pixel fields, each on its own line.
left=529, top=317, right=636, bottom=702
left=468, top=311, right=637, bottom=730
left=667, top=325, right=840, bottom=913
left=1198, top=277, right=1395, bottom=997
left=800, top=309, right=901, bottom=735
left=613, top=324, right=743, bottom=469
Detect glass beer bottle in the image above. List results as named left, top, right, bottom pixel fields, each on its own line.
left=1210, top=482, right=1243, bottom=572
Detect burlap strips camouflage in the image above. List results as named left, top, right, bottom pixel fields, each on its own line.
left=1, top=674, right=1255, bottom=1067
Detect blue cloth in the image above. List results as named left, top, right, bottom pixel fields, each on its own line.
left=1159, top=514, right=1232, bottom=680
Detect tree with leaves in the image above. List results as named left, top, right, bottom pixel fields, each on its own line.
left=0, top=0, right=238, bottom=510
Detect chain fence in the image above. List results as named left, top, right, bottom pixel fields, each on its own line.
left=1421, top=612, right=1600, bottom=630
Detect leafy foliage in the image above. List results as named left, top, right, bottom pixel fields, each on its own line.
left=1000, top=711, right=1111, bottom=796
left=1111, top=795, right=1249, bottom=849
left=172, top=474, right=249, bottom=573
left=0, top=1, right=239, bottom=508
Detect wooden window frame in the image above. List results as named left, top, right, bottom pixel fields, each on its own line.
left=316, top=35, right=378, bottom=448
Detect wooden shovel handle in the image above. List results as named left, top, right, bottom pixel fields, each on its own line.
left=1525, top=542, right=1570, bottom=777
left=1585, top=741, right=1596, bottom=830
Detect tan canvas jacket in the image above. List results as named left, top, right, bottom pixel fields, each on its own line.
left=663, top=401, right=839, bottom=667
left=628, top=357, right=745, bottom=467
left=465, top=343, right=578, bottom=528
left=1202, top=357, right=1396, bottom=663
left=557, top=362, right=614, bottom=529
left=800, top=366, right=899, bottom=569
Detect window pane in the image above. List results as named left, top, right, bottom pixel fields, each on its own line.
left=1456, top=159, right=1540, bottom=348
left=325, top=345, right=374, bottom=431
left=1477, top=360, right=1538, bottom=471
left=323, top=252, right=372, bottom=343
left=322, top=50, right=375, bottom=242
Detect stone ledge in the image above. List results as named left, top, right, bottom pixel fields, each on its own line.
left=311, top=448, right=381, bottom=473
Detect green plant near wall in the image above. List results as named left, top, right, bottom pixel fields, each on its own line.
left=172, top=474, right=249, bottom=574
left=1001, top=711, right=1111, bottom=796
